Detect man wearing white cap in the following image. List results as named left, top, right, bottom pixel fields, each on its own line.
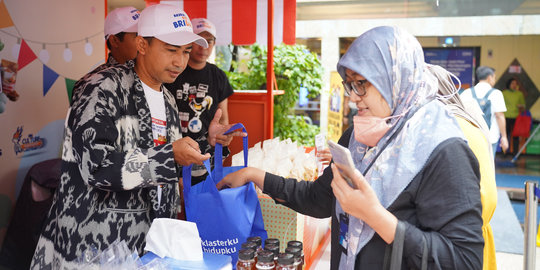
left=31, top=5, right=243, bottom=268
left=71, top=6, right=140, bottom=104
left=164, top=18, right=234, bottom=185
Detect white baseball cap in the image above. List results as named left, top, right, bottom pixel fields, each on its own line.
left=104, top=6, right=140, bottom=39
left=191, top=18, right=217, bottom=39
left=138, top=4, right=208, bottom=48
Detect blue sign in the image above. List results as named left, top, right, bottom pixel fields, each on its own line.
left=423, top=48, right=476, bottom=89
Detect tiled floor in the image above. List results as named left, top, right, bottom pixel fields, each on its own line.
left=310, top=153, right=540, bottom=269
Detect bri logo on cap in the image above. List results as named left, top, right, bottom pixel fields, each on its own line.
left=172, top=13, right=191, bottom=28
left=196, top=22, right=211, bottom=29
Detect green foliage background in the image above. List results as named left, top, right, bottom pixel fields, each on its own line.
left=223, top=44, right=323, bottom=146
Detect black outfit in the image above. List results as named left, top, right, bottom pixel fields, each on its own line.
left=263, top=127, right=484, bottom=269
left=164, top=63, right=234, bottom=184
left=505, top=118, right=519, bottom=155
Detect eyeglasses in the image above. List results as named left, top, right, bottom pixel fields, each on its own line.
left=342, top=80, right=368, bottom=97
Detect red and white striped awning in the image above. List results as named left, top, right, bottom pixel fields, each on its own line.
left=158, top=0, right=296, bottom=46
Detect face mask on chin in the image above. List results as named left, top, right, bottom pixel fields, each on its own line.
left=353, top=114, right=403, bottom=147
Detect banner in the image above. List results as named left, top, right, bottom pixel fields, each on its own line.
left=423, top=47, right=476, bottom=89
left=328, top=71, right=344, bottom=143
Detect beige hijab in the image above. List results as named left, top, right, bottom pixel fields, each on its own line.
left=427, top=64, right=493, bottom=159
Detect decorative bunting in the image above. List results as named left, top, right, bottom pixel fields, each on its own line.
left=169, top=0, right=296, bottom=46
left=0, top=0, right=14, bottom=29
left=65, top=78, right=77, bottom=104
left=17, top=39, right=37, bottom=70
left=42, top=64, right=58, bottom=96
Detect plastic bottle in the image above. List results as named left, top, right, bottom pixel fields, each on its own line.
left=237, top=248, right=256, bottom=270
left=256, top=250, right=275, bottom=270
left=276, top=253, right=295, bottom=270
left=264, top=243, right=280, bottom=265
left=285, top=247, right=302, bottom=270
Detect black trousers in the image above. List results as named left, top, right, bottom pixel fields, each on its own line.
left=506, top=118, right=520, bottom=155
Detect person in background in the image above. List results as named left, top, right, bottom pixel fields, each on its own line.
left=164, top=18, right=234, bottom=185
left=71, top=6, right=140, bottom=104
left=431, top=64, right=497, bottom=270
left=460, top=66, right=508, bottom=157
left=217, top=26, right=483, bottom=269
left=31, top=5, right=243, bottom=269
left=502, top=77, right=526, bottom=155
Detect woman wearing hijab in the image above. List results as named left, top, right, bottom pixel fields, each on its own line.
left=217, top=26, right=483, bottom=269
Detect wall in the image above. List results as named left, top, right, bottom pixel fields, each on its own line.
left=0, top=0, right=104, bottom=246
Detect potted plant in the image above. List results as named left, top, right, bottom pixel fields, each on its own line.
left=222, top=44, right=323, bottom=146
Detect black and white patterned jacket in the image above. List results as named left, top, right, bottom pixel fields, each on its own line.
left=31, top=60, right=182, bottom=269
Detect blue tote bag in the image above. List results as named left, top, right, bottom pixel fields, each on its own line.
left=182, top=124, right=267, bottom=266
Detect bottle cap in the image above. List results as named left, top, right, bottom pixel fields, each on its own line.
left=277, top=253, right=294, bottom=265
left=241, top=241, right=258, bottom=250
left=247, top=236, right=262, bottom=247
left=287, top=240, right=303, bottom=250
left=285, top=247, right=301, bottom=259
left=264, top=238, right=280, bottom=248
left=264, top=243, right=279, bottom=257
left=238, top=248, right=255, bottom=260
left=257, top=250, right=274, bottom=263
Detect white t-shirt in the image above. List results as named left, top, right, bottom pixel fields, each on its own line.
left=460, top=82, right=507, bottom=143
left=142, top=81, right=167, bottom=207
left=141, top=82, right=167, bottom=146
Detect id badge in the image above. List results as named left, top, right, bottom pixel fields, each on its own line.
left=339, top=213, right=349, bottom=251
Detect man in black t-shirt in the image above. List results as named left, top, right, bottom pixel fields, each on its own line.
left=164, top=18, right=234, bottom=185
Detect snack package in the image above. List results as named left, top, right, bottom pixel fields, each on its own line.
left=231, top=138, right=319, bottom=182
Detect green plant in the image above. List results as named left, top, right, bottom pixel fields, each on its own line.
left=224, top=44, right=323, bottom=146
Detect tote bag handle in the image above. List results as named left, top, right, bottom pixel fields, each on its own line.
left=214, top=123, right=249, bottom=182
left=182, top=123, right=249, bottom=195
